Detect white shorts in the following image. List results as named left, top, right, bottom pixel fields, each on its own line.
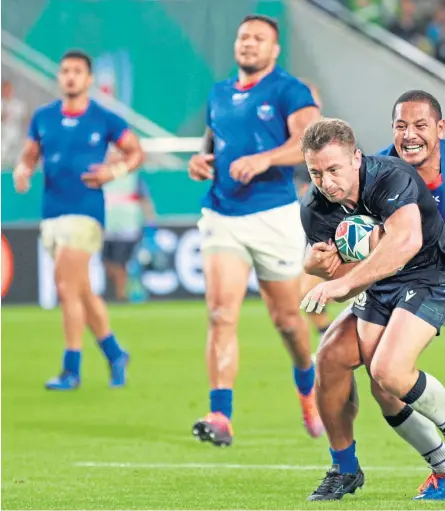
left=40, top=215, right=103, bottom=258
left=198, top=202, right=306, bottom=281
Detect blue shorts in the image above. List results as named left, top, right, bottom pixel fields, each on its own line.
left=352, top=270, right=445, bottom=334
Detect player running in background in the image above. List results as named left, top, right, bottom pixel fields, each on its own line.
left=303, top=91, right=445, bottom=501
left=13, top=50, right=144, bottom=390
left=188, top=15, right=322, bottom=446
left=102, top=152, right=157, bottom=302
left=300, top=118, right=445, bottom=501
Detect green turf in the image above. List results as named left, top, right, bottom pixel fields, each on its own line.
left=2, top=300, right=445, bottom=510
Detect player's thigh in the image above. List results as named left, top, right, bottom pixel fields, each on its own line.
left=372, top=280, right=445, bottom=376
left=356, top=318, right=386, bottom=369
left=372, top=308, right=437, bottom=379
left=317, top=305, right=362, bottom=370
left=250, top=202, right=306, bottom=284
left=197, top=209, right=251, bottom=317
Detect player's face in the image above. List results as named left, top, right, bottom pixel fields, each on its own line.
left=393, top=101, right=444, bottom=168
left=305, top=144, right=361, bottom=203
left=58, top=58, right=92, bottom=99
left=234, top=21, right=280, bottom=75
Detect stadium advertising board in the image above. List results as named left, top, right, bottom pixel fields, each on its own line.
left=2, top=225, right=259, bottom=307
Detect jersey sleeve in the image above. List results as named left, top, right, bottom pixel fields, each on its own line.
left=106, top=110, right=129, bottom=144
left=300, top=202, right=337, bottom=245
left=368, top=168, right=419, bottom=222
left=27, top=111, right=40, bottom=142
left=280, top=80, right=318, bottom=119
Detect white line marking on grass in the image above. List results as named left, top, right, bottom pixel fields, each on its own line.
left=75, top=461, right=427, bottom=472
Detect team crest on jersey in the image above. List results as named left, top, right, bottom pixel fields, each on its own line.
left=257, top=103, right=274, bottom=121
left=90, top=132, right=101, bottom=145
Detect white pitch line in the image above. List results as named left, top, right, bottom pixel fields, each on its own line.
left=75, top=462, right=427, bottom=472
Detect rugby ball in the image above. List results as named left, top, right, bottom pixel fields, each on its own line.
left=335, top=215, right=380, bottom=263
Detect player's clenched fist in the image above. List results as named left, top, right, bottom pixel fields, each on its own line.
left=188, top=154, right=215, bottom=181
left=303, top=240, right=342, bottom=280
left=229, top=153, right=271, bottom=184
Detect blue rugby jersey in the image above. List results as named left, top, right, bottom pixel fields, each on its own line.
left=28, top=99, right=128, bottom=226
left=203, top=66, right=317, bottom=216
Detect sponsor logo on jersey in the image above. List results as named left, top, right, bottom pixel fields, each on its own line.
left=232, top=92, right=249, bottom=105
left=62, top=118, right=79, bottom=127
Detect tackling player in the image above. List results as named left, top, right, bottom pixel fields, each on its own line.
left=299, top=118, right=445, bottom=500
left=13, top=50, right=144, bottom=390
left=188, top=15, right=322, bottom=446
left=303, top=91, right=445, bottom=501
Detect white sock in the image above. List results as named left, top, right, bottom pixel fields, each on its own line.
left=402, top=371, right=445, bottom=433
left=385, top=405, right=445, bottom=473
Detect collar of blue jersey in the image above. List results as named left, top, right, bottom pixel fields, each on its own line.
left=378, top=139, right=445, bottom=173
left=233, top=65, right=280, bottom=88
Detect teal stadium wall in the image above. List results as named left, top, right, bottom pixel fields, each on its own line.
left=2, top=0, right=290, bottom=224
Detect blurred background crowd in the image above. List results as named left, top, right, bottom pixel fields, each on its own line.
left=343, top=0, right=445, bottom=62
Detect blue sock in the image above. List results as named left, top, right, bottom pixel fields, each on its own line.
left=63, top=350, right=81, bottom=377
left=293, top=364, right=315, bottom=396
left=210, top=389, right=233, bottom=420
left=330, top=441, right=359, bottom=474
left=97, top=333, right=123, bottom=363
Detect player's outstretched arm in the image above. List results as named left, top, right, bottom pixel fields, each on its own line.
left=13, top=139, right=40, bottom=193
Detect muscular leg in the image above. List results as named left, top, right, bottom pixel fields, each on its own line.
left=55, top=247, right=90, bottom=350
left=316, top=306, right=361, bottom=451
left=260, top=276, right=323, bottom=437
left=79, top=265, right=127, bottom=385
left=369, top=309, right=445, bottom=432
left=46, top=246, right=90, bottom=387
left=205, top=252, right=251, bottom=391
left=359, top=315, right=445, bottom=482
left=192, top=251, right=251, bottom=445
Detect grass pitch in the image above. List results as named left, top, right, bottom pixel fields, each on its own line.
left=2, top=300, right=444, bottom=510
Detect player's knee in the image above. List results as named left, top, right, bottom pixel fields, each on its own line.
left=55, top=278, right=78, bottom=303
left=370, top=359, right=405, bottom=397
left=272, top=307, right=301, bottom=333
left=208, top=306, right=238, bottom=332
left=370, top=379, right=402, bottom=414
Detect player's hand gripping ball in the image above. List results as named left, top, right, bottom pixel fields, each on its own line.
left=335, top=215, right=381, bottom=263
